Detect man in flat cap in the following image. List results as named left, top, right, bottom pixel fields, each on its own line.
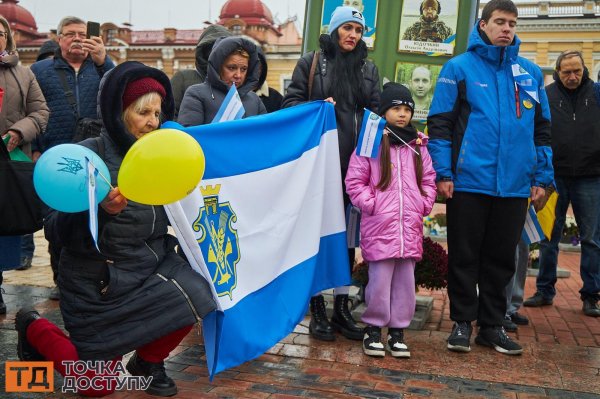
left=403, top=0, right=454, bottom=43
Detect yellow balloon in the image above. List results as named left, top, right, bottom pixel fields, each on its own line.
left=118, top=129, right=205, bottom=205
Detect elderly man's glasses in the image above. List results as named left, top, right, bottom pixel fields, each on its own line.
left=61, top=31, right=86, bottom=39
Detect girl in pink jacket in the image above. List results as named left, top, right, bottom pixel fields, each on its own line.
left=345, top=82, right=437, bottom=358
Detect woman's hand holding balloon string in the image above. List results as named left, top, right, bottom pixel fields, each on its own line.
left=101, top=187, right=128, bottom=215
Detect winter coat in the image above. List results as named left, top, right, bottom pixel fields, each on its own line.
left=546, top=75, right=600, bottom=177
left=170, top=24, right=232, bottom=118
left=0, top=51, right=48, bottom=157
left=30, top=51, right=114, bottom=151
left=282, top=50, right=380, bottom=177
left=427, top=26, right=554, bottom=198
left=345, top=132, right=437, bottom=262
left=46, top=61, right=217, bottom=361
left=177, top=36, right=267, bottom=126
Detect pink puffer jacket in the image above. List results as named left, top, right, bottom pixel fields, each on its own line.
left=345, top=132, right=437, bottom=262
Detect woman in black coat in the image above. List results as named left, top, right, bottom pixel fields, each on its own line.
left=15, top=61, right=217, bottom=398
left=282, top=6, right=380, bottom=342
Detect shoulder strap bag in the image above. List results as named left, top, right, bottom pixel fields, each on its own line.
left=0, top=138, right=44, bottom=235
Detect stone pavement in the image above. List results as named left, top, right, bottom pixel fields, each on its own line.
left=1, top=232, right=599, bottom=398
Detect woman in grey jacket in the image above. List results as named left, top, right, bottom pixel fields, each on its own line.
left=282, top=6, right=381, bottom=342
left=178, top=36, right=266, bottom=126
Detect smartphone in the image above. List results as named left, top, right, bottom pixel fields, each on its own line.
left=86, top=21, right=100, bottom=39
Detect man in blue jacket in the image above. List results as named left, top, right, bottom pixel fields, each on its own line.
left=427, top=0, right=553, bottom=356
left=30, top=16, right=114, bottom=300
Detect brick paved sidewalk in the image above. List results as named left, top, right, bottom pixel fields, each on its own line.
left=1, top=233, right=599, bottom=398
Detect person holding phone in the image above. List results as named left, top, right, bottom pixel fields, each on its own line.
left=31, top=16, right=115, bottom=301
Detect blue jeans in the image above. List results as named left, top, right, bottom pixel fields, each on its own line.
left=536, top=176, right=600, bottom=301
left=21, top=234, right=35, bottom=259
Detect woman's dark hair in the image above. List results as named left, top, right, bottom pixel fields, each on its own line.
left=376, top=134, right=425, bottom=195
left=319, top=32, right=369, bottom=109
left=481, top=0, right=518, bottom=22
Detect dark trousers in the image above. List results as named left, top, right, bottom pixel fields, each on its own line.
left=446, top=192, right=527, bottom=326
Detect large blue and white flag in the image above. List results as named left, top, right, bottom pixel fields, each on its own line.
left=212, top=84, right=245, bottom=123
left=512, top=63, right=540, bottom=103
left=163, top=101, right=350, bottom=379
left=522, top=204, right=545, bottom=245
left=356, top=108, right=385, bottom=158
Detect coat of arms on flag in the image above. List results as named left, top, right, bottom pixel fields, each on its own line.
left=193, top=184, right=241, bottom=300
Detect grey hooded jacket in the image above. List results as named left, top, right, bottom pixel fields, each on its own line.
left=177, top=36, right=267, bottom=126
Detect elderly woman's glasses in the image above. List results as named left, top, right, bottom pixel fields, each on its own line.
left=0, top=32, right=8, bottom=38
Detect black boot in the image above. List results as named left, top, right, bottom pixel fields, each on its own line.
left=331, top=294, right=363, bottom=340
left=126, top=352, right=177, bottom=397
left=15, top=307, right=44, bottom=361
left=309, top=295, right=335, bottom=341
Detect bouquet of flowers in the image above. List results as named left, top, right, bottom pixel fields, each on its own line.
left=528, top=243, right=540, bottom=269
left=351, top=237, right=448, bottom=290
left=562, top=216, right=580, bottom=245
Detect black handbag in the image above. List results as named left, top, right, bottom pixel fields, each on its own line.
left=0, top=139, right=44, bottom=235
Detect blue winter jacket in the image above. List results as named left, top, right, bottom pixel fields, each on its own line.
left=31, top=54, right=114, bottom=151
left=427, top=26, right=553, bottom=198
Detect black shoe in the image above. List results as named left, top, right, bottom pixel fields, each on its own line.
left=447, top=322, right=472, bottom=353
left=126, top=352, right=177, bottom=397
left=523, top=292, right=553, bottom=307
left=362, top=326, right=385, bottom=357
left=582, top=298, right=600, bottom=317
left=509, top=312, right=529, bottom=325
left=15, top=307, right=44, bottom=361
left=49, top=286, right=60, bottom=301
left=502, top=317, right=518, bottom=332
left=475, top=326, right=523, bottom=355
left=309, top=295, right=335, bottom=341
left=331, top=294, right=363, bottom=341
left=387, top=328, right=410, bottom=358
left=16, top=257, right=32, bottom=271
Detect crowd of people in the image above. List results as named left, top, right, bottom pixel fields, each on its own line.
left=1, top=0, right=600, bottom=396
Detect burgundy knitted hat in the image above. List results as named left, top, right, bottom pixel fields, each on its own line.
left=122, top=77, right=166, bottom=111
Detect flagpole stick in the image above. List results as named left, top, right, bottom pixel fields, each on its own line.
left=86, top=158, right=115, bottom=190
left=384, top=127, right=420, bottom=155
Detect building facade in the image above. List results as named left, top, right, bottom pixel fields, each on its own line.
left=2, top=0, right=302, bottom=93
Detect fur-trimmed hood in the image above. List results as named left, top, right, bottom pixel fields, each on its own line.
left=97, top=61, right=174, bottom=154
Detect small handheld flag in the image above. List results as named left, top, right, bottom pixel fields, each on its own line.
left=512, top=64, right=540, bottom=103
left=522, top=204, right=545, bottom=245
left=346, top=204, right=361, bottom=248
left=212, top=84, right=245, bottom=123
left=85, top=156, right=100, bottom=252
left=356, top=109, right=385, bottom=158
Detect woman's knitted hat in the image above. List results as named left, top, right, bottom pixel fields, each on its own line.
left=122, top=77, right=166, bottom=111
left=328, top=6, right=366, bottom=34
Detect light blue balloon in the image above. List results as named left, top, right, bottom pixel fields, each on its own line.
left=34, top=144, right=111, bottom=213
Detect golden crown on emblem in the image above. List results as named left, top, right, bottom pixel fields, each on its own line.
left=200, top=184, right=221, bottom=196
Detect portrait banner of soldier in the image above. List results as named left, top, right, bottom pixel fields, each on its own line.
left=398, top=0, right=459, bottom=56
left=321, top=0, right=379, bottom=49
left=395, top=62, right=442, bottom=122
